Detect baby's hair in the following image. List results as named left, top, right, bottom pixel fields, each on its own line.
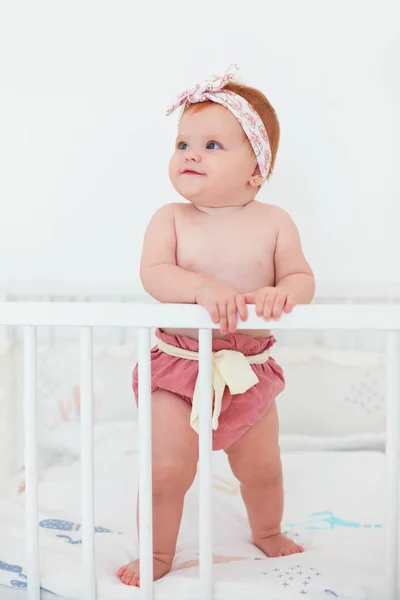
left=185, top=82, right=280, bottom=181
left=224, top=81, right=280, bottom=180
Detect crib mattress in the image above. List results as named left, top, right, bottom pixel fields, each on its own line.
left=0, top=422, right=392, bottom=599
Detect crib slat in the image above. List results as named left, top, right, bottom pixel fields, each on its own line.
left=198, top=329, right=213, bottom=600
left=80, top=327, right=96, bottom=600
left=385, top=331, right=400, bottom=600
left=24, top=326, right=40, bottom=600
left=138, top=328, right=153, bottom=599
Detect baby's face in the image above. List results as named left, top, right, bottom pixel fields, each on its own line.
left=169, top=103, right=259, bottom=207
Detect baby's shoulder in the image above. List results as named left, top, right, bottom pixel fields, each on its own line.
left=149, top=202, right=189, bottom=225
left=253, top=202, right=294, bottom=226
left=157, top=202, right=193, bottom=217
left=153, top=202, right=186, bottom=216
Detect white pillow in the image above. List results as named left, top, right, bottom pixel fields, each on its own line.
left=272, top=345, right=386, bottom=440
left=11, top=341, right=138, bottom=454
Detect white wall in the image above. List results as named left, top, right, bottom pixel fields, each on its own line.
left=0, top=0, right=399, bottom=291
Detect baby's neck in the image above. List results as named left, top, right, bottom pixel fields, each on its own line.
left=193, top=200, right=253, bottom=217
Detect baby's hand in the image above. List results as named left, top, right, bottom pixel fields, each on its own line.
left=195, top=280, right=248, bottom=334
left=244, top=287, right=297, bottom=320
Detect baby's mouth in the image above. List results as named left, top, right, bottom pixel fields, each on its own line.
left=181, top=169, right=205, bottom=175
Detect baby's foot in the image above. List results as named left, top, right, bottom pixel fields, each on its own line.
left=255, top=533, right=304, bottom=558
left=117, top=557, right=172, bottom=586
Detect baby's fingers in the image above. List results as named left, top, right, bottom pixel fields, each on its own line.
left=227, top=299, right=238, bottom=333
left=284, top=293, right=297, bottom=313
left=272, top=294, right=287, bottom=319
left=204, top=302, right=220, bottom=325
left=218, top=302, right=229, bottom=335
left=255, top=292, right=266, bottom=317
left=236, top=295, right=248, bottom=323
left=243, top=292, right=255, bottom=304
left=263, top=293, right=276, bottom=320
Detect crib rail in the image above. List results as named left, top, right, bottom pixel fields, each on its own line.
left=0, top=302, right=399, bottom=600
left=1, top=301, right=400, bottom=329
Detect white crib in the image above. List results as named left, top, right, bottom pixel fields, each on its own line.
left=0, top=283, right=399, bottom=600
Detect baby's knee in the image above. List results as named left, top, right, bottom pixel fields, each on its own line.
left=153, top=459, right=197, bottom=496
left=229, top=454, right=282, bottom=487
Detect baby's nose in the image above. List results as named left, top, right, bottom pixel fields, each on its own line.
left=185, top=151, right=200, bottom=162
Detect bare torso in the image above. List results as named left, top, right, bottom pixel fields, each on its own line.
left=163, top=201, right=277, bottom=340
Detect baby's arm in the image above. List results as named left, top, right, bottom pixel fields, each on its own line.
left=140, top=204, right=210, bottom=303
left=140, top=204, right=247, bottom=333
left=244, top=208, right=315, bottom=320
left=273, top=209, right=315, bottom=303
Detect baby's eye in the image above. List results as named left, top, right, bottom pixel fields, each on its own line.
left=178, top=142, right=188, bottom=150
left=206, top=141, right=221, bottom=150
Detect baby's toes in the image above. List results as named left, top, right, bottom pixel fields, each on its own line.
left=126, top=572, right=139, bottom=587
left=117, top=566, right=126, bottom=577
left=121, top=570, right=134, bottom=585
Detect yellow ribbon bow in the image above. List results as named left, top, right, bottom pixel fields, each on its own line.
left=156, top=339, right=270, bottom=433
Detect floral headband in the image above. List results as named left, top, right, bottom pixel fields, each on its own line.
left=166, top=64, right=271, bottom=185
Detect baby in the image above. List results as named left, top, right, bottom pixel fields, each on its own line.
left=118, top=64, right=315, bottom=586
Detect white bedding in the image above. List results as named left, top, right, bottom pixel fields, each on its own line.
left=0, top=422, right=392, bottom=599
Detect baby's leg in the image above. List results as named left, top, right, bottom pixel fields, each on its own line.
left=118, top=390, right=199, bottom=586
left=225, top=402, right=304, bottom=557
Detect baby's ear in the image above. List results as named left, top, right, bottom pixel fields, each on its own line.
left=249, top=175, right=262, bottom=188
left=249, top=164, right=262, bottom=188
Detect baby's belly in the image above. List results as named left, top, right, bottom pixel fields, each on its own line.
left=178, top=252, right=274, bottom=297
left=162, top=327, right=271, bottom=340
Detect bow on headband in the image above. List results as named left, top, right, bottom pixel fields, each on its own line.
left=166, top=64, right=272, bottom=184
